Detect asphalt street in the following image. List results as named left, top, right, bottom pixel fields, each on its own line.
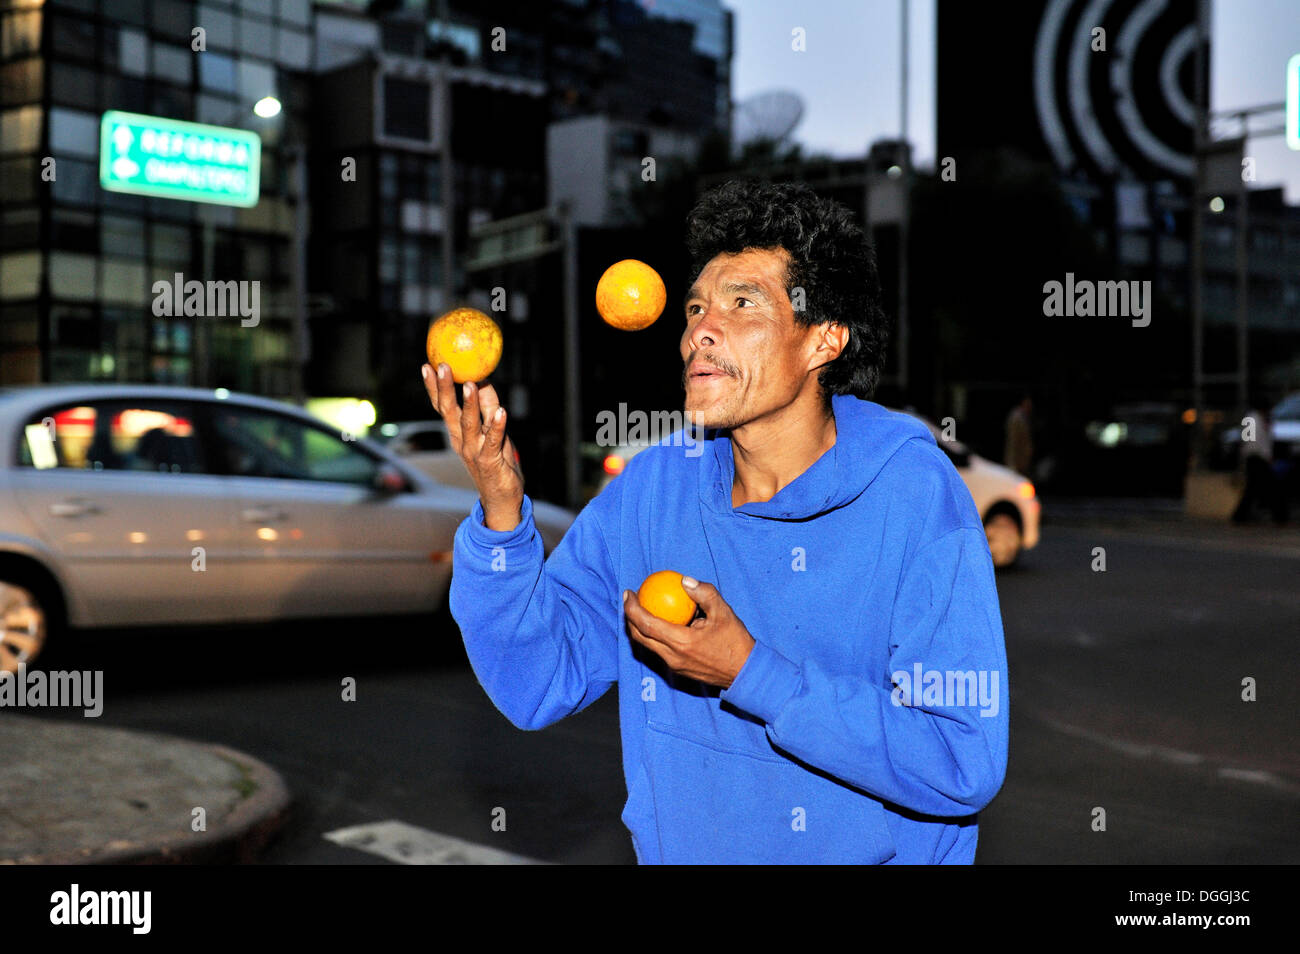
left=17, top=515, right=1300, bottom=864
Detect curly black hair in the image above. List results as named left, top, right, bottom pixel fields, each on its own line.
left=683, top=178, right=890, bottom=402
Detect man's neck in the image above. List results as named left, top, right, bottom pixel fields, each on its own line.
left=730, top=396, right=837, bottom=508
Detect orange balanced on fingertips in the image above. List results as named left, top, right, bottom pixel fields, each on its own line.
left=637, top=570, right=698, bottom=625
left=426, top=307, right=503, bottom=383
left=596, top=259, right=667, bottom=331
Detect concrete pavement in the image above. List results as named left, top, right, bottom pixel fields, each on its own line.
left=0, top=714, right=289, bottom=864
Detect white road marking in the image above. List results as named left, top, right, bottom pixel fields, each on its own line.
left=323, top=820, right=545, bottom=865
left=1034, top=713, right=1300, bottom=795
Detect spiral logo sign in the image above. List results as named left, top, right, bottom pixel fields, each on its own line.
left=1032, top=0, right=1201, bottom=180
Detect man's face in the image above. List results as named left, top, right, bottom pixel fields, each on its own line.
left=680, top=247, right=833, bottom=430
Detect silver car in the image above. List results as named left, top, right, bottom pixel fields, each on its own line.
left=0, top=384, right=574, bottom=673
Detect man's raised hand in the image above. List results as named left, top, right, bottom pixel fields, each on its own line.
left=421, top=363, right=524, bottom=532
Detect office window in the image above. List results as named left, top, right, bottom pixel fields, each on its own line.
left=49, top=108, right=99, bottom=159
left=151, top=83, right=193, bottom=119
left=96, top=72, right=148, bottom=113
left=150, top=223, right=192, bottom=264
left=276, top=27, right=310, bottom=70
left=196, top=5, right=236, bottom=50
left=112, top=0, right=150, bottom=29
left=51, top=208, right=98, bottom=252
left=49, top=14, right=96, bottom=62
left=153, top=43, right=192, bottom=84
left=237, top=17, right=275, bottom=59
left=237, top=58, right=275, bottom=104
left=281, top=0, right=311, bottom=27
left=49, top=252, right=98, bottom=301
left=120, top=28, right=148, bottom=77
left=102, top=259, right=148, bottom=305
left=0, top=251, right=41, bottom=300
left=200, top=53, right=236, bottom=92
left=1, top=11, right=42, bottom=59
left=1, top=59, right=42, bottom=107
left=51, top=158, right=98, bottom=206
left=0, top=208, right=40, bottom=250
left=50, top=63, right=97, bottom=110
left=0, top=157, right=37, bottom=204
left=382, top=77, right=431, bottom=141
left=153, top=1, right=194, bottom=38
left=102, top=216, right=147, bottom=259
left=0, top=105, right=41, bottom=154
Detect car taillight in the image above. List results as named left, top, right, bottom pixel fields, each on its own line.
left=1017, top=481, right=1036, bottom=499
left=603, top=455, right=625, bottom=477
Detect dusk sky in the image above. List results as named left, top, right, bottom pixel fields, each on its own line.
left=725, top=0, right=1300, bottom=201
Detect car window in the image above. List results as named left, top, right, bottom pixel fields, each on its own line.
left=17, top=400, right=206, bottom=474
left=405, top=429, right=447, bottom=452
left=209, top=405, right=381, bottom=486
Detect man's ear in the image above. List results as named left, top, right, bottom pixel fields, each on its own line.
left=812, top=321, right=849, bottom=369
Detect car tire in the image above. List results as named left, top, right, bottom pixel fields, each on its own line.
left=983, top=511, right=1023, bottom=569
left=0, top=565, right=65, bottom=674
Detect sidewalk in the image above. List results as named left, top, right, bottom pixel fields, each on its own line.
left=0, top=715, right=290, bottom=864
left=1040, top=496, right=1300, bottom=555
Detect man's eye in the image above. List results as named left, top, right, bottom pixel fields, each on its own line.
left=735, top=298, right=753, bottom=307
left=687, top=304, right=702, bottom=316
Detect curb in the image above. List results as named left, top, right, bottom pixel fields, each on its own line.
left=4, top=733, right=292, bottom=866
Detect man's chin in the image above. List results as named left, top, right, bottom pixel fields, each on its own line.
left=683, top=403, right=731, bottom=432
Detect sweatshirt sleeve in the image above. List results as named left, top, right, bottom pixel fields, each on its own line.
left=719, top=526, right=1009, bottom=818
left=448, top=491, right=621, bottom=731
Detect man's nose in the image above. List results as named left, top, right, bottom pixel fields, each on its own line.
left=689, top=306, right=722, bottom=351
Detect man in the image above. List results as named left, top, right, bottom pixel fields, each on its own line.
left=422, top=179, right=1009, bottom=864
left=1004, top=394, right=1034, bottom=477
left=1232, top=399, right=1286, bottom=525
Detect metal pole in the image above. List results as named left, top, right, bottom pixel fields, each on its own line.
left=200, top=214, right=214, bottom=388
left=289, top=144, right=310, bottom=402
left=896, top=0, right=910, bottom=396
left=1234, top=115, right=1249, bottom=416
left=559, top=201, right=581, bottom=509
left=1189, top=0, right=1208, bottom=470
left=438, top=0, right=454, bottom=303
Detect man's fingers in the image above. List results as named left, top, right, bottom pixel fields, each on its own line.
left=680, top=578, right=721, bottom=617
left=475, top=383, right=501, bottom=428
left=422, top=363, right=464, bottom=453
left=623, top=591, right=683, bottom=647
left=461, top=381, right=484, bottom=451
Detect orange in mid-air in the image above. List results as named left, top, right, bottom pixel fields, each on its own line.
left=596, top=259, right=667, bottom=331
left=636, top=570, right=698, bottom=626
left=426, top=307, right=503, bottom=383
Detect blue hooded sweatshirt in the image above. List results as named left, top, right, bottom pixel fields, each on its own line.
left=449, top=393, right=1009, bottom=864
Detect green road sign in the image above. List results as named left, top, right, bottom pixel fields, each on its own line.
left=99, top=110, right=261, bottom=207
left=1288, top=54, right=1300, bottom=151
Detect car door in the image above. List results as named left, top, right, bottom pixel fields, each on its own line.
left=8, top=396, right=243, bottom=627
left=203, top=401, right=443, bottom=619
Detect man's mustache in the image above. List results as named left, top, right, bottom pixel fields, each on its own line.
left=681, top=353, right=738, bottom=388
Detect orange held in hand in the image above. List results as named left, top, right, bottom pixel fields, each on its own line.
left=426, top=307, right=503, bottom=383
left=596, top=259, right=667, bottom=331
left=637, top=570, right=698, bottom=625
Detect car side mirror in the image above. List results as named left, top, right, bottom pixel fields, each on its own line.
left=373, top=462, right=408, bottom=493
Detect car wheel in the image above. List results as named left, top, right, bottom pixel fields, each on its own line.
left=0, top=574, right=54, bottom=674
left=983, top=512, right=1023, bottom=569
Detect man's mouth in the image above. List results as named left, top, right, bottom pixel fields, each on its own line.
left=687, top=364, right=729, bottom=381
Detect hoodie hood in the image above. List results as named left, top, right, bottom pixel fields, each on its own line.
left=698, top=392, right=936, bottom=520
